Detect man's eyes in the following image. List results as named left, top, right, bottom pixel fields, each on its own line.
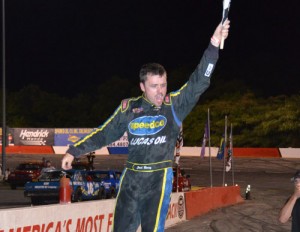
left=151, top=84, right=167, bottom=88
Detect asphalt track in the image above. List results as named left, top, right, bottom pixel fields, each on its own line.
left=1, top=154, right=300, bottom=231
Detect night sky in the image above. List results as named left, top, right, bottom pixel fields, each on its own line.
left=2, top=0, right=300, bottom=97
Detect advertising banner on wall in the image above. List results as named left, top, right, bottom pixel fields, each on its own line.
left=54, top=128, right=94, bottom=146
left=54, top=128, right=129, bottom=154
left=107, top=132, right=128, bottom=154
left=13, top=128, right=54, bottom=146
left=0, top=128, right=14, bottom=146
left=0, top=127, right=14, bottom=146
left=0, top=192, right=186, bottom=231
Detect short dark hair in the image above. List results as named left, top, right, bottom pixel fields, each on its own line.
left=139, top=63, right=166, bottom=83
left=291, top=170, right=300, bottom=182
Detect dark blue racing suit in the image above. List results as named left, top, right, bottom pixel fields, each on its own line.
left=291, top=198, right=300, bottom=232
left=66, top=43, right=219, bottom=232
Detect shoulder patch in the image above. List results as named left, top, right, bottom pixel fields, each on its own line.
left=121, top=98, right=130, bottom=112
left=164, top=94, right=171, bottom=104
left=121, top=96, right=143, bottom=113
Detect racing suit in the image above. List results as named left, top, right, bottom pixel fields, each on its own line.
left=66, top=43, right=219, bottom=232
left=291, top=198, right=300, bottom=232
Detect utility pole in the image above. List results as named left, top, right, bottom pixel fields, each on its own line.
left=1, top=0, right=6, bottom=175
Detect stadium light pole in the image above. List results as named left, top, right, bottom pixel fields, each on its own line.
left=1, top=0, right=6, bottom=175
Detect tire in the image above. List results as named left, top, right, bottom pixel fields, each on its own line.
left=31, top=197, right=43, bottom=205
left=72, top=188, right=83, bottom=202
left=98, top=187, right=106, bottom=200
left=110, top=187, right=117, bottom=199
left=10, top=184, right=17, bottom=190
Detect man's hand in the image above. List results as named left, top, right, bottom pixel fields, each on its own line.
left=211, top=19, right=230, bottom=47
left=61, top=153, right=75, bottom=170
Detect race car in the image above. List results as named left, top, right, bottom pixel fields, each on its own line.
left=7, top=161, right=45, bottom=189
left=24, top=169, right=106, bottom=205
left=87, top=170, right=122, bottom=198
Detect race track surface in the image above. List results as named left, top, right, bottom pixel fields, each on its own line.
left=1, top=154, right=299, bottom=231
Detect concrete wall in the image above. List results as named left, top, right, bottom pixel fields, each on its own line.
left=184, top=186, right=244, bottom=220
left=0, top=188, right=243, bottom=231
left=0, top=192, right=186, bottom=232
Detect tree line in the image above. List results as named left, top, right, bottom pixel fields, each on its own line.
left=1, top=73, right=299, bottom=148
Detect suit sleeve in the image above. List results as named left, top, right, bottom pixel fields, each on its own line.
left=66, top=103, right=127, bottom=157
left=171, top=43, right=219, bottom=121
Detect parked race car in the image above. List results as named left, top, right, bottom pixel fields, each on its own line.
left=172, top=165, right=191, bottom=192
left=7, top=161, right=45, bottom=189
left=24, top=169, right=106, bottom=205
left=87, top=170, right=122, bottom=198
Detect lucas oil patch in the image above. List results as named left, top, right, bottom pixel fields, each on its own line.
left=128, top=115, right=167, bottom=136
left=204, top=63, right=214, bottom=77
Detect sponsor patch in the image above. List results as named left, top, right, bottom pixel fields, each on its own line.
left=130, top=136, right=166, bottom=146
left=164, top=94, right=170, bottom=104
left=132, top=107, right=143, bottom=113
left=128, top=115, right=167, bottom=136
left=204, top=63, right=214, bottom=77
left=121, top=99, right=130, bottom=111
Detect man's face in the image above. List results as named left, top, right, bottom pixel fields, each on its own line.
left=140, top=73, right=167, bottom=107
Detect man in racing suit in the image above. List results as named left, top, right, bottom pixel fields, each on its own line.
left=62, top=20, right=230, bottom=232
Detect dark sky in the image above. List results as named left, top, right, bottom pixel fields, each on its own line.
left=2, top=0, right=300, bottom=97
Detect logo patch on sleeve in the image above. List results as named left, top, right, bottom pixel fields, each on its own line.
left=204, top=63, right=214, bottom=77
left=121, top=99, right=130, bottom=112
left=164, top=94, right=170, bottom=104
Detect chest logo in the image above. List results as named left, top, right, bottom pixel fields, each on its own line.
left=128, top=115, right=167, bottom=136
